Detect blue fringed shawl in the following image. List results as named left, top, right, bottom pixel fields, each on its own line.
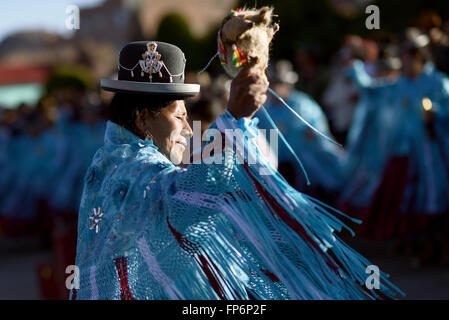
left=72, top=112, right=402, bottom=300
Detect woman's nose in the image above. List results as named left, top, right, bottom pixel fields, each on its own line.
left=184, top=120, right=193, bottom=138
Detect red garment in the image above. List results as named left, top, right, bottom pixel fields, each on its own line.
left=357, top=156, right=431, bottom=240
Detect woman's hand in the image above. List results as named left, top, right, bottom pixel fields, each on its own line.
left=227, top=66, right=268, bottom=119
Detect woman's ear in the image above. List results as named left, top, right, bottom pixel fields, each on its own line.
left=134, top=109, right=142, bottom=134
left=139, top=108, right=157, bottom=141
left=134, top=108, right=150, bottom=140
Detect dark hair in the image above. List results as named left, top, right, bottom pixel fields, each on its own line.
left=401, top=45, right=433, bottom=63
left=399, top=35, right=433, bottom=63
left=188, top=97, right=223, bottom=123
left=108, top=93, right=183, bottom=133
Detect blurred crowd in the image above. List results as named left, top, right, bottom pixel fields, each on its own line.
left=1, top=12, right=449, bottom=299
left=0, top=87, right=106, bottom=298
left=185, top=21, right=449, bottom=269
left=0, top=89, right=106, bottom=232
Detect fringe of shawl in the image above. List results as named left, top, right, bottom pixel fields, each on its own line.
left=162, top=113, right=404, bottom=300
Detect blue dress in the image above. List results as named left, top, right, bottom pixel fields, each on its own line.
left=0, top=128, right=12, bottom=205
left=71, top=111, right=401, bottom=300
left=0, top=134, right=40, bottom=221
left=339, top=61, right=397, bottom=209
left=255, top=90, right=344, bottom=192
left=0, top=118, right=106, bottom=235
left=340, top=60, right=449, bottom=239
left=49, top=120, right=105, bottom=213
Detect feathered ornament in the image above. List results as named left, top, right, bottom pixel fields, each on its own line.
left=217, top=6, right=279, bottom=79
left=199, top=6, right=341, bottom=184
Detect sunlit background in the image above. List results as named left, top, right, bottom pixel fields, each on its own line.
left=0, top=0, right=448, bottom=299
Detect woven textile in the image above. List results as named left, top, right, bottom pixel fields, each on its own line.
left=72, top=111, right=402, bottom=300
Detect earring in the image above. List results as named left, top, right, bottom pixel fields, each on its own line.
left=144, top=130, right=153, bottom=141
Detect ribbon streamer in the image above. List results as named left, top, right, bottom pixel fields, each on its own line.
left=259, top=105, right=311, bottom=186
left=267, top=87, right=342, bottom=147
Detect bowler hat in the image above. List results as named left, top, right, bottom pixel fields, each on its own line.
left=101, top=41, right=200, bottom=97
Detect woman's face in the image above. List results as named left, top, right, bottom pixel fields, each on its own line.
left=137, top=100, right=193, bottom=165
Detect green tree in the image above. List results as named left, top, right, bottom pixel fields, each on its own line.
left=155, top=13, right=202, bottom=71
left=237, top=0, right=449, bottom=60
left=45, top=64, right=93, bottom=95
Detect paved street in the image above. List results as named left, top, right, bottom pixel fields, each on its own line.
left=0, top=237, right=52, bottom=299
left=346, top=237, right=449, bottom=299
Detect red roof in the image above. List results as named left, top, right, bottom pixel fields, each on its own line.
left=0, top=65, right=50, bottom=85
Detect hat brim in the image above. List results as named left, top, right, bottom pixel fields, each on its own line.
left=101, top=79, right=200, bottom=97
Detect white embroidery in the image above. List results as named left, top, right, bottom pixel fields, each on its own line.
left=89, top=207, right=104, bottom=233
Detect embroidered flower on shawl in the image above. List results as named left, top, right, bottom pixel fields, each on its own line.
left=89, top=207, right=105, bottom=233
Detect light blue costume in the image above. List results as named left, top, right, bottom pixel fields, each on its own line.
left=0, top=115, right=105, bottom=232
left=341, top=60, right=449, bottom=215
left=256, top=90, right=344, bottom=192
left=49, top=119, right=106, bottom=213
left=0, top=128, right=12, bottom=209
left=71, top=111, right=401, bottom=300
left=0, top=134, right=40, bottom=221
left=339, top=61, right=396, bottom=209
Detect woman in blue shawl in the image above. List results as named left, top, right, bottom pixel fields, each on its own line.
left=71, top=41, right=401, bottom=300
left=340, top=30, right=449, bottom=264
left=255, top=60, right=344, bottom=196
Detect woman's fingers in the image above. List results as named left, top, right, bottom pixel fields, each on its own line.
left=248, top=83, right=267, bottom=96
left=255, top=93, right=267, bottom=106
left=227, top=66, right=269, bottom=119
